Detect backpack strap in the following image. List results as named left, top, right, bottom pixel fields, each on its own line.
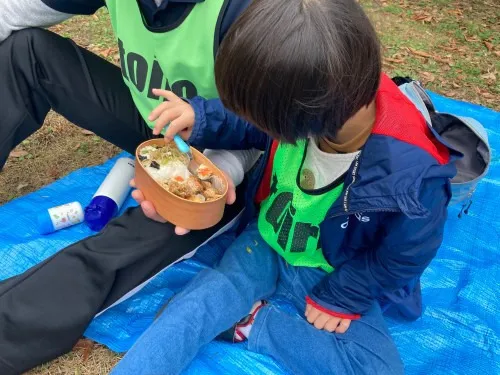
left=392, top=76, right=435, bottom=125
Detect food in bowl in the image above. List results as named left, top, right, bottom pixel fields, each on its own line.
left=138, top=143, right=225, bottom=203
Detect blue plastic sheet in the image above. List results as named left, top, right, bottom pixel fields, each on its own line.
left=0, top=93, right=499, bottom=374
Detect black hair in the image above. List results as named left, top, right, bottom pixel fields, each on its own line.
left=215, top=0, right=381, bottom=143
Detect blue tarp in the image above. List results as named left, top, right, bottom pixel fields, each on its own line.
left=0, top=93, right=498, bottom=374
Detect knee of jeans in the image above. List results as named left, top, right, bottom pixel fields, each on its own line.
left=342, top=339, right=404, bottom=375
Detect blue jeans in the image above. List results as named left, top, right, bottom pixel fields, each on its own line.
left=112, top=221, right=404, bottom=375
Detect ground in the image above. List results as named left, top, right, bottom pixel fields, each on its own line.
left=0, top=0, right=495, bottom=374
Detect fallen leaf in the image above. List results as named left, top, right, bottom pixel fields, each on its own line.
left=73, top=339, right=95, bottom=362
left=16, top=183, right=29, bottom=191
left=495, top=51, right=500, bottom=57
left=101, top=47, right=114, bottom=58
left=464, top=35, right=480, bottom=43
left=385, top=57, right=405, bottom=63
left=481, top=72, right=496, bottom=81
left=413, top=15, right=427, bottom=21
left=420, top=71, right=436, bottom=82
left=447, top=8, right=463, bottom=15
left=484, top=41, right=494, bottom=51
left=81, top=130, right=94, bottom=136
left=407, top=47, right=433, bottom=58
left=92, top=14, right=99, bottom=21
left=435, top=55, right=452, bottom=64
left=73, top=143, right=81, bottom=151
left=407, top=48, right=451, bottom=65
left=9, top=150, right=28, bottom=158
left=412, top=13, right=434, bottom=23
left=451, top=82, right=461, bottom=89
left=48, top=168, right=59, bottom=179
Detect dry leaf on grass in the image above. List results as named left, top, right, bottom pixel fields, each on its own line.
left=101, top=47, right=117, bottom=58
left=483, top=41, right=494, bottom=51
left=464, top=35, right=480, bottom=43
left=412, top=13, right=434, bottom=23
left=479, top=91, right=495, bottom=99
left=73, top=339, right=95, bottom=363
left=9, top=150, right=28, bottom=158
left=441, top=46, right=458, bottom=52
left=48, top=167, right=60, bottom=179
left=407, top=48, right=452, bottom=65
left=481, top=72, right=497, bottom=82
left=16, top=183, right=29, bottom=191
left=447, top=9, right=464, bottom=17
left=385, top=57, right=405, bottom=63
left=81, top=130, right=95, bottom=135
left=420, top=71, right=436, bottom=83
left=407, top=47, right=432, bottom=58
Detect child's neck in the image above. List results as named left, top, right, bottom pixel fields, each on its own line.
left=319, top=100, right=376, bottom=154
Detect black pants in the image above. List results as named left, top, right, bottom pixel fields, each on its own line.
left=0, top=29, right=244, bottom=374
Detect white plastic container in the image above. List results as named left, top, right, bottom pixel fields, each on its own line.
left=37, top=202, right=84, bottom=235
left=84, top=158, right=135, bottom=231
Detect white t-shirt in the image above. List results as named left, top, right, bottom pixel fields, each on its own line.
left=300, top=139, right=359, bottom=190
left=204, top=140, right=358, bottom=190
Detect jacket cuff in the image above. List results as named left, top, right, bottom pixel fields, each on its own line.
left=186, top=97, right=206, bottom=147
left=306, top=296, right=361, bottom=320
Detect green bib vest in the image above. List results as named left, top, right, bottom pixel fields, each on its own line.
left=105, top=0, right=226, bottom=128
left=258, top=141, right=344, bottom=273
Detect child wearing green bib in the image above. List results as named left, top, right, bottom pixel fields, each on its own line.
left=112, top=0, right=457, bottom=374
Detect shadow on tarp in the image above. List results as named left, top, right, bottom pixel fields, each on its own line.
left=0, top=92, right=498, bottom=374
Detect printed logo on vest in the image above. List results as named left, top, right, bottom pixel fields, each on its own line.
left=118, top=39, right=198, bottom=100
left=264, top=174, right=321, bottom=253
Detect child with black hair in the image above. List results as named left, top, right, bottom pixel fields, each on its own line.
left=112, top=0, right=456, bottom=374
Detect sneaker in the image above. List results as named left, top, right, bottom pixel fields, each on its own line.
left=216, top=300, right=268, bottom=343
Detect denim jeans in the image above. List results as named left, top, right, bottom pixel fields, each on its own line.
left=112, top=221, right=404, bottom=375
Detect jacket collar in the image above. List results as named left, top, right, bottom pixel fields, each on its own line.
left=327, top=75, right=459, bottom=219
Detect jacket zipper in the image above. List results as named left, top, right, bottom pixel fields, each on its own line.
left=342, top=152, right=361, bottom=212
left=330, top=150, right=400, bottom=219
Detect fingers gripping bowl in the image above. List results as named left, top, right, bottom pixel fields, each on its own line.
left=134, top=139, right=228, bottom=229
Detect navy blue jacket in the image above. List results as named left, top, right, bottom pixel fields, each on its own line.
left=187, top=75, right=458, bottom=320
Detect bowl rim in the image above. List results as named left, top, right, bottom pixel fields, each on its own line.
left=135, top=139, right=228, bottom=205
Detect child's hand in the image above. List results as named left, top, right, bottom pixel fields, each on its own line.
left=305, top=304, right=351, bottom=334
left=129, top=171, right=236, bottom=235
left=149, top=89, right=195, bottom=142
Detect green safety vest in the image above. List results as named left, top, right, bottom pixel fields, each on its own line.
left=258, top=140, right=344, bottom=273
left=106, top=0, right=226, bottom=128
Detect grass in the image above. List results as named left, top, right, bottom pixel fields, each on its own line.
left=0, top=1, right=493, bottom=373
